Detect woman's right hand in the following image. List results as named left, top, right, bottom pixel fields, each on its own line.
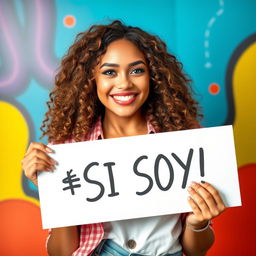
left=21, top=142, right=57, bottom=187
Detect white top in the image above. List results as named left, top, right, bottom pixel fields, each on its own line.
left=103, top=214, right=182, bottom=255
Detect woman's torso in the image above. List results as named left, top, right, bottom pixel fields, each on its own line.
left=103, top=214, right=182, bottom=255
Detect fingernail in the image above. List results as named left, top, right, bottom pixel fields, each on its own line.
left=50, top=166, right=55, bottom=172
left=191, top=181, right=197, bottom=186
left=46, top=147, right=53, bottom=153
left=187, top=186, right=192, bottom=192
left=47, top=165, right=55, bottom=171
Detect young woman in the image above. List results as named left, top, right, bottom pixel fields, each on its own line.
left=22, top=20, right=225, bottom=256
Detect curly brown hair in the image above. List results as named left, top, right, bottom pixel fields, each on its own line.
left=41, top=20, right=202, bottom=143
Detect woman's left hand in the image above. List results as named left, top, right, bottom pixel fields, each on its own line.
left=186, top=181, right=226, bottom=229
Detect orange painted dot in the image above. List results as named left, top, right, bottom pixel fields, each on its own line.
left=209, top=83, right=220, bottom=95
left=63, top=15, right=76, bottom=28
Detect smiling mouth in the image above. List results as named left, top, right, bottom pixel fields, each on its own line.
left=110, top=93, right=137, bottom=105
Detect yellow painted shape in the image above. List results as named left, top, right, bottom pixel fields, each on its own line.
left=233, top=42, right=256, bottom=167
left=0, top=101, right=39, bottom=206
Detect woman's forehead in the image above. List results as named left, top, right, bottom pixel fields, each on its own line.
left=99, top=39, right=146, bottom=64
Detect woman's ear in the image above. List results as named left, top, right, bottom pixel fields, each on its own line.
left=91, top=58, right=101, bottom=81
left=91, top=66, right=97, bottom=81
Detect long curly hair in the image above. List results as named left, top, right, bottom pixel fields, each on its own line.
left=41, top=20, right=202, bottom=143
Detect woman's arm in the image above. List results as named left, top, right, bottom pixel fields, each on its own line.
left=181, top=221, right=214, bottom=256
left=22, top=143, right=80, bottom=255
left=181, top=181, right=225, bottom=256
left=47, top=226, right=80, bottom=256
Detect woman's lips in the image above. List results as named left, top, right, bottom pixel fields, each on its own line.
left=110, top=93, right=138, bottom=105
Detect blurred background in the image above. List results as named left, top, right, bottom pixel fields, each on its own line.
left=0, top=0, right=255, bottom=255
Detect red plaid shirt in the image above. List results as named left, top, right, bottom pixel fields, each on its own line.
left=48, top=118, right=156, bottom=256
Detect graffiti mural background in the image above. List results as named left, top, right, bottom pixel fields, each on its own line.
left=0, top=0, right=255, bottom=255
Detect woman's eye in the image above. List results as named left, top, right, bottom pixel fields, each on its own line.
left=102, top=70, right=116, bottom=76
left=131, top=68, right=145, bottom=74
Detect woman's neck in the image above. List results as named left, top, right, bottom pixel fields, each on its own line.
left=102, top=111, right=148, bottom=139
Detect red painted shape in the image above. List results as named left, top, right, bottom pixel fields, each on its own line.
left=0, top=199, right=48, bottom=256
left=209, top=83, right=220, bottom=95
left=208, top=164, right=256, bottom=255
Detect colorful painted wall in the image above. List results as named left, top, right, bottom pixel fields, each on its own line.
left=0, top=0, right=255, bottom=255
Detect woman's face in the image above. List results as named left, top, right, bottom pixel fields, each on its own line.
left=94, top=39, right=150, bottom=119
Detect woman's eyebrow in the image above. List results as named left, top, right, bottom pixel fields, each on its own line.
left=100, top=63, right=119, bottom=69
left=128, top=60, right=146, bottom=67
left=100, top=60, right=146, bottom=69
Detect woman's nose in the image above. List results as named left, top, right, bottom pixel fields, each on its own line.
left=116, top=75, right=133, bottom=90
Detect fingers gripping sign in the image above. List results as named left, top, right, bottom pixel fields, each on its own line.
left=186, top=181, right=226, bottom=229
left=21, top=142, right=57, bottom=186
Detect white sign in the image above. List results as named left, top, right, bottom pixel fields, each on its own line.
left=38, top=125, right=241, bottom=229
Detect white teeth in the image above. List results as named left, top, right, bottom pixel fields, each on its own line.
left=112, top=95, right=135, bottom=101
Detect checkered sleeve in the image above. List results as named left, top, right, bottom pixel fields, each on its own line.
left=72, top=223, right=104, bottom=256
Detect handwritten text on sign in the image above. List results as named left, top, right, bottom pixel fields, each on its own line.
left=38, top=126, right=241, bottom=229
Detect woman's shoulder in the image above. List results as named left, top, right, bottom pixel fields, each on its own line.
left=49, top=117, right=103, bottom=145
